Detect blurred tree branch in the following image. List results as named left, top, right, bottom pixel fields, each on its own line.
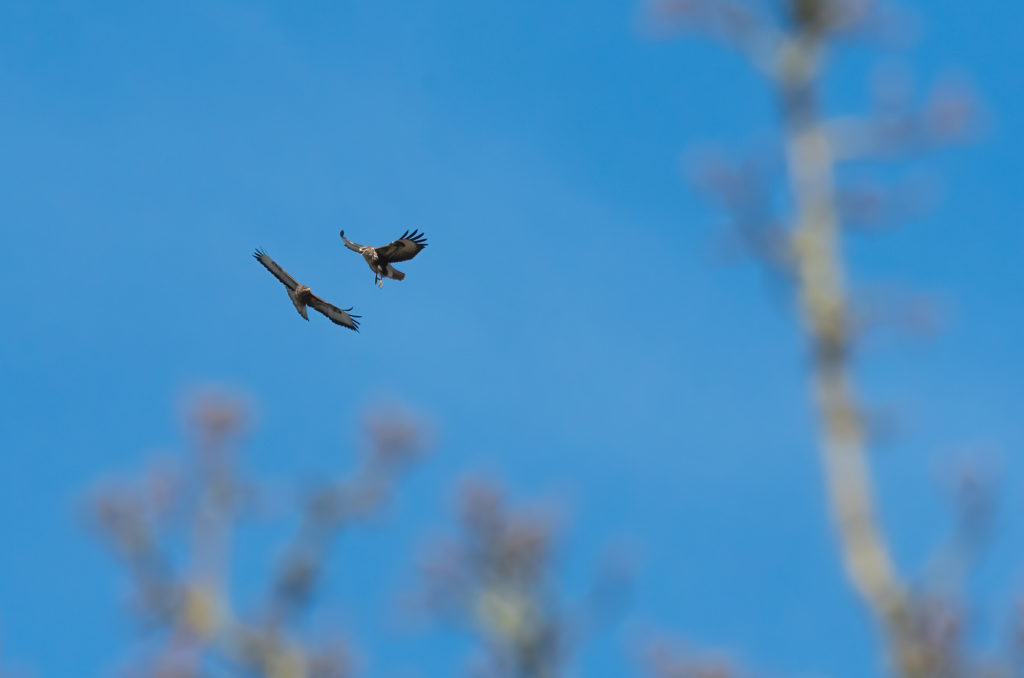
left=416, top=479, right=631, bottom=678
left=656, top=0, right=978, bottom=674
left=90, top=391, right=425, bottom=678
left=775, top=0, right=911, bottom=640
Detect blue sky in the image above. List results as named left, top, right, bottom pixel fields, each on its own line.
left=2, top=1, right=1023, bottom=676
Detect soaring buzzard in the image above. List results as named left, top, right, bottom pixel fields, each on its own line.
left=340, top=229, right=428, bottom=287
left=253, top=249, right=360, bottom=331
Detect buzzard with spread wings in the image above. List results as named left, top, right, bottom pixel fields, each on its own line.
left=253, top=249, right=360, bottom=331
left=340, top=229, right=428, bottom=287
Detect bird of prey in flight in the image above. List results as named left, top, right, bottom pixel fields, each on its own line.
left=253, top=249, right=360, bottom=331
left=340, top=229, right=428, bottom=287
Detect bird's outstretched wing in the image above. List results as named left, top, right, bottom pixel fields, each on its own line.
left=376, top=229, right=428, bottom=263
left=307, top=293, right=360, bottom=331
left=253, top=249, right=298, bottom=291
left=339, top=230, right=367, bottom=253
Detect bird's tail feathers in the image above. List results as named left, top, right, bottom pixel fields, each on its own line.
left=290, top=295, right=310, bottom=320
left=385, top=265, right=406, bottom=281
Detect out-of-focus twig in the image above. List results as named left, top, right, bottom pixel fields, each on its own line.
left=827, top=77, right=974, bottom=160
left=417, top=479, right=631, bottom=678
left=90, top=392, right=425, bottom=678
left=645, top=639, right=743, bottom=678
left=418, top=480, right=563, bottom=678
left=647, top=0, right=784, bottom=73
left=264, top=404, right=426, bottom=629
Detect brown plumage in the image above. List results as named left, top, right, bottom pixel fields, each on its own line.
left=253, top=249, right=360, bottom=331
left=340, top=229, right=428, bottom=287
